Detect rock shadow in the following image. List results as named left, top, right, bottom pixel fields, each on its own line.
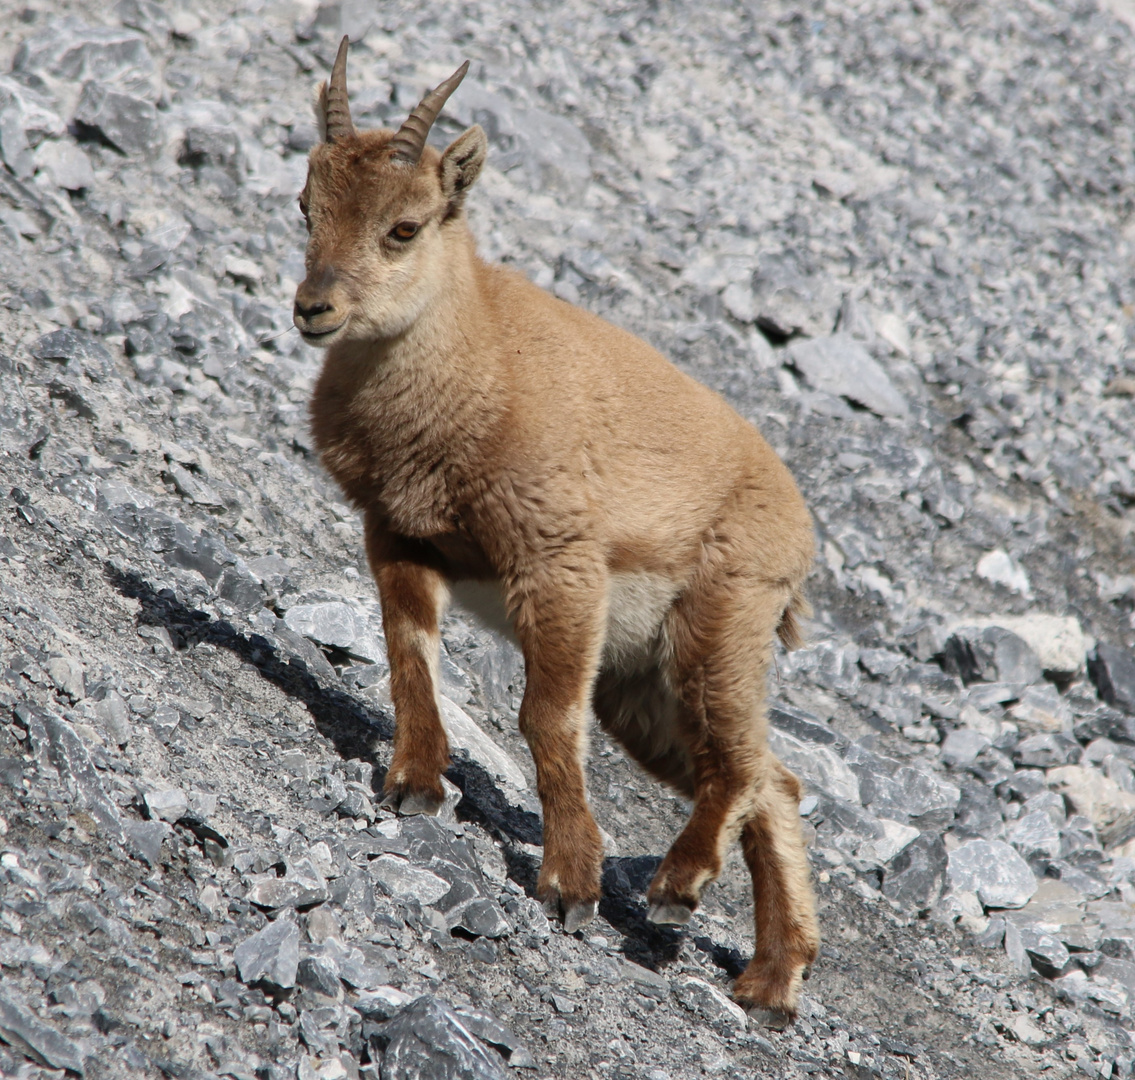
left=107, top=567, right=542, bottom=846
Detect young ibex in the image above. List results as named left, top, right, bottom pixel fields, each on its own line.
left=295, top=38, right=819, bottom=1017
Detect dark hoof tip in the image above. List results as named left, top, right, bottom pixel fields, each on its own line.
left=745, top=1006, right=793, bottom=1031
left=646, top=902, right=694, bottom=926
left=563, top=900, right=598, bottom=934
left=381, top=790, right=443, bottom=816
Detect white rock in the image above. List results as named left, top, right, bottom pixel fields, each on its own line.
left=873, top=311, right=911, bottom=356
left=768, top=728, right=860, bottom=804
left=975, top=550, right=1031, bottom=597
left=947, top=839, right=1037, bottom=909
left=369, top=855, right=450, bottom=905
left=786, top=334, right=908, bottom=419
left=144, top=786, right=188, bottom=823
left=1047, top=765, right=1135, bottom=837
left=855, top=818, right=919, bottom=865
left=439, top=696, right=528, bottom=793
left=721, top=281, right=755, bottom=323
left=989, top=614, right=1087, bottom=677
left=34, top=139, right=94, bottom=190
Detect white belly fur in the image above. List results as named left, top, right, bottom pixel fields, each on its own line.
left=449, top=572, right=677, bottom=674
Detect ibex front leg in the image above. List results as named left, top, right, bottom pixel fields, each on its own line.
left=367, top=521, right=450, bottom=815
left=512, top=565, right=606, bottom=933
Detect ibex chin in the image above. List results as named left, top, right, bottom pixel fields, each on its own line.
left=295, top=38, right=819, bottom=1017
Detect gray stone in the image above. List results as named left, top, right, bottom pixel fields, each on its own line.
left=953, top=779, right=1005, bottom=840
left=370, top=854, right=451, bottom=906
left=768, top=728, right=859, bottom=804
left=452, top=1007, right=534, bottom=1069
left=283, top=601, right=384, bottom=663
left=147, top=703, right=181, bottom=741
left=1011, top=923, right=1072, bottom=978
left=33, top=328, right=114, bottom=381
left=882, top=832, right=948, bottom=911
left=749, top=256, right=841, bottom=338
left=1092, top=645, right=1135, bottom=715
left=73, top=81, right=162, bottom=155
left=0, top=75, right=63, bottom=178
left=234, top=918, right=301, bottom=989
left=1014, top=732, right=1081, bottom=768
left=124, top=820, right=170, bottom=865
left=91, top=687, right=131, bottom=746
left=248, top=858, right=328, bottom=910
left=378, top=995, right=508, bottom=1079
left=1010, top=684, right=1073, bottom=733
left=940, top=728, right=991, bottom=768
left=844, top=745, right=960, bottom=825
left=673, top=977, right=747, bottom=1032
left=21, top=705, right=124, bottom=843
left=216, top=566, right=264, bottom=611
left=0, top=990, right=85, bottom=1075
left=143, top=786, right=187, bottom=823
left=943, top=626, right=1043, bottom=686
left=13, top=21, right=159, bottom=102
left=786, top=334, right=908, bottom=418
left=440, top=696, right=528, bottom=795
left=296, top=956, right=343, bottom=1001
left=1023, top=790, right=1067, bottom=826
left=180, top=125, right=244, bottom=174
left=947, top=839, right=1038, bottom=909
left=33, top=139, right=94, bottom=191
left=1007, top=811, right=1062, bottom=861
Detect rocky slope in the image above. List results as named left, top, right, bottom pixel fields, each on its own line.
left=1, top=0, right=1135, bottom=1077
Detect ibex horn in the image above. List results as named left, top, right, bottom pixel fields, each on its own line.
left=388, top=60, right=470, bottom=165
left=325, top=36, right=355, bottom=142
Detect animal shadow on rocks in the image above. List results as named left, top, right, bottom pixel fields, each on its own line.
left=107, top=567, right=541, bottom=844
left=109, top=567, right=714, bottom=968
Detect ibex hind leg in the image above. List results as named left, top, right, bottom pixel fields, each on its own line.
left=734, top=757, right=819, bottom=1019
left=593, top=667, right=697, bottom=926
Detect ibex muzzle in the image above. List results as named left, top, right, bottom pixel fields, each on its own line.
left=297, top=38, right=820, bottom=1021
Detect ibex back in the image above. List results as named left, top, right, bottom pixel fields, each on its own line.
left=295, top=38, right=819, bottom=1018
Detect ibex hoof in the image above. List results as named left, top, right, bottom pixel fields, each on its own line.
left=381, top=789, right=443, bottom=816
left=646, top=901, right=693, bottom=926
left=745, top=1006, right=793, bottom=1031
left=543, top=895, right=598, bottom=933
left=563, top=900, right=598, bottom=934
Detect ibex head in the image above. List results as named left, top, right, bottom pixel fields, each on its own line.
left=293, top=38, right=487, bottom=345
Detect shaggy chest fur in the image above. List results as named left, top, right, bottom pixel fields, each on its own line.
left=311, top=358, right=468, bottom=539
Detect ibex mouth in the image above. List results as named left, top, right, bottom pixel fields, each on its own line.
left=298, top=321, right=346, bottom=344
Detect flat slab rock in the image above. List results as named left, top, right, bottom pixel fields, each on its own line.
left=947, top=838, right=1038, bottom=909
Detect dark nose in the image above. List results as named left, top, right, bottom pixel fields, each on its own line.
left=294, top=298, right=334, bottom=320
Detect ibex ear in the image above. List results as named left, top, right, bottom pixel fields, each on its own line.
left=439, top=125, right=487, bottom=211
left=313, top=80, right=329, bottom=143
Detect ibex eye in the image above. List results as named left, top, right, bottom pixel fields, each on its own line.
left=390, top=222, right=420, bottom=241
